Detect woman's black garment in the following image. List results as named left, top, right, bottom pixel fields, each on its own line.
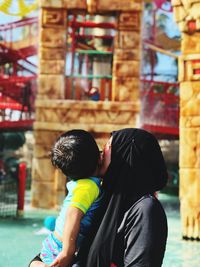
left=77, top=128, right=168, bottom=267
left=112, top=195, right=167, bottom=267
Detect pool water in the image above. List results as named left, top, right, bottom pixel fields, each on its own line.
left=1, top=193, right=200, bottom=267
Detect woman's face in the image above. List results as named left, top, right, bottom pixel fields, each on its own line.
left=99, top=137, right=112, bottom=177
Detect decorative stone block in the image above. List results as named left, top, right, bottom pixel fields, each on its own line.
left=41, top=8, right=67, bottom=28
left=112, top=77, right=140, bottom=101
left=118, top=12, right=141, bottom=31
left=113, top=60, right=140, bottom=77
left=39, top=0, right=64, bottom=8
left=38, top=74, right=65, bottom=99
left=39, top=59, right=65, bottom=74
left=115, top=31, right=140, bottom=49
left=63, top=0, right=87, bottom=9
left=97, top=0, right=142, bottom=11
left=114, top=48, right=140, bottom=61
left=40, top=28, right=66, bottom=48
left=34, top=100, right=139, bottom=133
left=179, top=128, right=200, bottom=168
left=180, top=82, right=200, bottom=116
left=182, top=33, right=200, bottom=54
left=40, top=47, right=66, bottom=60
left=179, top=54, right=200, bottom=81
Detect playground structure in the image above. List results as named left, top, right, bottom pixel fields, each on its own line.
left=1, top=0, right=200, bottom=241
left=0, top=17, right=37, bottom=130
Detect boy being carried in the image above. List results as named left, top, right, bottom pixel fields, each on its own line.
left=29, top=129, right=103, bottom=267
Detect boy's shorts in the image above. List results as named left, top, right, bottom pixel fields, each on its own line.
left=40, top=232, right=62, bottom=265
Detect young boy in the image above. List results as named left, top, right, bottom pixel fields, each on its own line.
left=29, top=129, right=103, bottom=267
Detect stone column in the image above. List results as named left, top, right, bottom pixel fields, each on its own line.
left=112, top=10, right=142, bottom=104
left=172, top=0, right=200, bottom=239
left=31, top=1, right=67, bottom=208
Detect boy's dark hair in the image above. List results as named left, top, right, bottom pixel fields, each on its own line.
left=51, top=129, right=99, bottom=179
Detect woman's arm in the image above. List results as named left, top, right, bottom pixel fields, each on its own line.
left=50, top=206, right=84, bottom=267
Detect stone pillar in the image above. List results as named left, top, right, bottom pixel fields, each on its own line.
left=112, top=8, right=142, bottom=103
left=31, top=1, right=67, bottom=208
left=172, top=0, right=200, bottom=239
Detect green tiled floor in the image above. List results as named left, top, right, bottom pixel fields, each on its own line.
left=0, top=193, right=200, bottom=267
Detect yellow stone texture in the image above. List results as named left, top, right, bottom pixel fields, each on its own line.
left=33, top=130, right=62, bottom=158
left=54, top=169, right=66, bottom=191
left=112, top=77, right=140, bottom=101
left=179, top=55, right=200, bottom=82
left=39, top=0, right=64, bottom=8
left=190, top=3, right=200, bottom=20
left=179, top=128, right=200, bottom=168
left=40, top=47, right=66, bottom=60
left=171, top=0, right=182, bottom=6
left=31, top=180, right=56, bottom=208
left=113, top=60, right=140, bottom=77
left=180, top=116, right=200, bottom=128
left=41, top=8, right=67, bottom=28
left=32, top=158, right=56, bottom=182
left=180, top=82, right=200, bottom=116
left=87, top=0, right=97, bottom=13
left=114, top=48, right=140, bottom=61
left=38, top=74, right=65, bottom=99
left=97, top=0, right=142, bottom=11
left=63, top=0, right=87, bottom=9
left=40, top=28, right=66, bottom=48
left=39, top=59, right=66, bottom=75
left=118, top=12, right=141, bottom=31
left=179, top=168, right=200, bottom=239
left=182, top=33, right=200, bottom=54
left=173, top=5, right=187, bottom=22
left=115, top=31, right=140, bottom=49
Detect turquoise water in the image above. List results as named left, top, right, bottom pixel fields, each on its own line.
left=0, top=193, right=200, bottom=267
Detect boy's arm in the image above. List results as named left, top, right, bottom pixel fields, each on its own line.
left=50, top=206, right=84, bottom=267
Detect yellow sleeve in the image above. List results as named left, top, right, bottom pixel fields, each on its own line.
left=70, top=179, right=100, bottom=214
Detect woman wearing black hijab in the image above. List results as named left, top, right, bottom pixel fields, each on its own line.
left=77, top=128, right=168, bottom=267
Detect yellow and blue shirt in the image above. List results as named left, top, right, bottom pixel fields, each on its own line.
left=55, top=177, right=103, bottom=239
left=40, top=177, right=103, bottom=265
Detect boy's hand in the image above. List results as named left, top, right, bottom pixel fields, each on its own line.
left=49, top=251, right=70, bottom=267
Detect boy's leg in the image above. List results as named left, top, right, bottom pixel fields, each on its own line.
left=30, top=261, right=47, bottom=267
left=28, top=254, right=43, bottom=267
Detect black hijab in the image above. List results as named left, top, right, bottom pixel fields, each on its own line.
left=77, top=128, right=168, bottom=267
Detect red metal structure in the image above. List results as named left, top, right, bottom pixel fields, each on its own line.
left=0, top=9, right=179, bottom=138
left=0, top=17, right=38, bottom=130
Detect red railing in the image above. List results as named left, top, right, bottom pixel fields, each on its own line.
left=140, top=79, right=179, bottom=138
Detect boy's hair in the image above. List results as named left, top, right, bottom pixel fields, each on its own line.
left=51, top=129, right=99, bottom=179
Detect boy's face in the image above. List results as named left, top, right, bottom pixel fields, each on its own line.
left=98, top=137, right=112, bottom=177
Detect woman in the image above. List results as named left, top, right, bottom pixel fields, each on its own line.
left=77, top=128, right=168, bottom=267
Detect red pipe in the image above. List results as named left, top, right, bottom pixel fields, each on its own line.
left=17, top=162, right=27, bottom=216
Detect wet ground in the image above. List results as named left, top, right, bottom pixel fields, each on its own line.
left=1, top=192, right=200, bottom=267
